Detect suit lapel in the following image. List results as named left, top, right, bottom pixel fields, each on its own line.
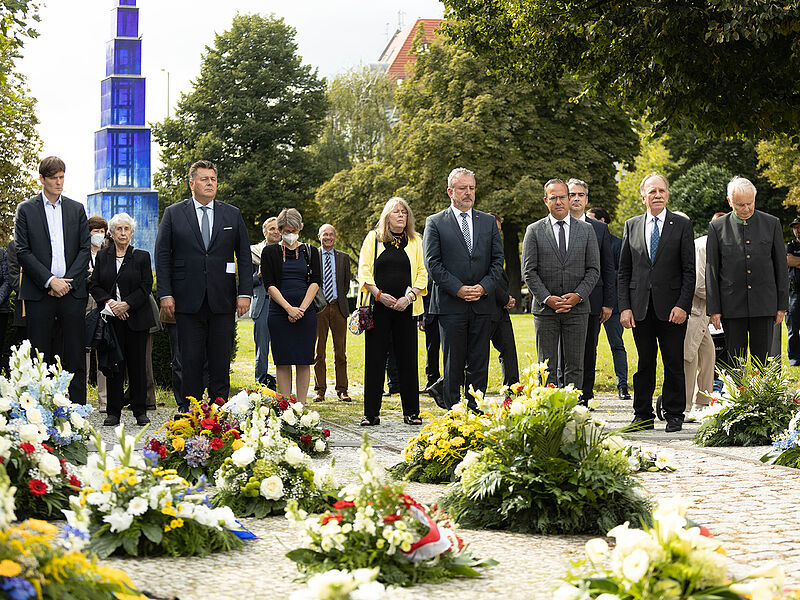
left=542, top=217, right=564, bottom=263
left=208, top=201, right=224, bottom=249
left=446, top=208, right=471, bottom=255
left=564, top=216, right=581, bottom=262
left=182, top=199, right=205, bottom=249
left=34, top=194, right=53, bottom=262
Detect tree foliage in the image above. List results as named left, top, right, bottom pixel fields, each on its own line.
left=758, top=136, right=800, bottom=211
left=670, top=163, right=733, bottom=236
left=0, top=0, right=39, bottom=81
left=152, top=14, right=327, bottom=238
left=440, top=0, right=800, bottom=137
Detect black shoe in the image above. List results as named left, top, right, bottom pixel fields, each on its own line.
left=625, top=416, right=654, bottom=431
left=428, top=381, right=448, bottom=410
left=384, top=387, right=400, bottom=396
left=656, top=395, right=665, bottom=421
left=665, top=417, right=683, bottom=433
left=618, top=388, right=631, bottom=400
left=146, top=404, right=156, bottom=411
left=103, top=415, right=120, bottom=426
left=135, top=414, right=151, bottom=426
left=359, top=415, right=380, bottom=426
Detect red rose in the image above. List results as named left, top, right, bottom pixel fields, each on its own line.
left=322, top=429, right=331, bottom=439
left=200, top=418, right=216, bottom=430
left=210, top=437, right=224, bottom=450
left=277, top=400, right=290, bottom=411
left=300, top=435, right=312, bottom=445
left=321, top=513, right=343, bottom=525
left=28, top=479, right=47, bottom=496
left=333, top=500, right=355, bottom=509
left=19, top=443, right=35, bottom=454
left=68, top=475, right=82, bottom=489
left=383, top=513, right=402, bottom=523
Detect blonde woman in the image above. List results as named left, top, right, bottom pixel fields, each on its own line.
left=357, top=197, right=428, bottom=426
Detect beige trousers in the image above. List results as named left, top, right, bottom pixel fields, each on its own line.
left=684, top=326, right=715, bottom=411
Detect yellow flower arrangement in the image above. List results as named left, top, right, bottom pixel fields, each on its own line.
left=0, top=558, right=21, bottom=576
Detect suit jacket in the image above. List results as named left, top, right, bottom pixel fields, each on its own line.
left=618, top=210, right=695, bottom=321
left=89, top=245, right=156, bottom=332
left=316, top=247, right=351, bottom=318
left=705, top=210, right=789, bottom=318
left=250, top=240, right=270, bottom=320
left=423, top=208, right=504, bottom=315
left=609, top=233, right=623, bottom=312
left=155, top=198, right=253, bottom=314
left=521, top=216, right=600, bottom=316
left=585, top=216, right=615, bottom=315
left=6, top=240, right=24, bottom=327
left=14, top=193, right=91, bottom=300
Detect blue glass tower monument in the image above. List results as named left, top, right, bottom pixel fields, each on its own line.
left=87, top=0, right=158, bottom=263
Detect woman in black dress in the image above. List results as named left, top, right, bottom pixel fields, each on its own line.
left=89, top=213, right=155, bottom=427
left=357, top=197, right=428, bottom=426
left=261, top=208, right=321, bottom=401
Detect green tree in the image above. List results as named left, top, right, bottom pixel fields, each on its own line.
left=758, top=136, right=800, bottom=212
left=670, top=163, right=733, bottom=236
left=152, top=14, right=327, bottom=239
left=440, top=0, right=800, bottom=137
left=0, top=0, right=39, bottom=81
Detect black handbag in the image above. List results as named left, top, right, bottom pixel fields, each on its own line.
left=85, top=307, right=105, bottom=352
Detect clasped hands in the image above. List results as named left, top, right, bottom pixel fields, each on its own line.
left=106, top=299, right=130, bottom=320
left=456, top=284, right=485, bottom=302
left=377, top=292, right=413, bottom=311
left=48, top=277, right=72, bottom=297
left=545, top=293, right=581, bottom=313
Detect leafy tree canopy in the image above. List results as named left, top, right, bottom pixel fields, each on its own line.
left=440, top=0, right=800, bottom=137
left=152, top=13, right=327, bottom=239
left=758, top=137, right=800, bottom=212
left=670, top=163, right=733, bottom=236
left=0, top=0, right=38, bottom=80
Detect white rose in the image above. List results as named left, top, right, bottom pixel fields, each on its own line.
left=299, top=414, right=313, bottom=428
left=314, top=439, right=326, bottom=453
left=57, top=421, right=72, bottom=438
left=260, top=475, right=284, bottom=500
left=284, top=445, right=304, bottom=466
left=0, top=397, right=11, bottom=411
left=70, top=412, right=85, bottom=429
left=585, top=538, right=609, bottom=563
left=38, top=453, right=62, bottom=477
left=282, top=409, right=297, bottom=426
left=350, top=581, right=386, bottom=600
left=309, top=411, right=320, bottom=424
left=509, top=401, right=526, bottom=415
left=26, top=407, right=43, bottom=424
left=53, top=392, right=70, bottom=407
left=603, top=435, right=626, bottom=452
left=19, top=423, right=43, bottom=443
left=291, top=401, right=304, bottom=414
left=0, top=414, right=6, bottom=430
left=231, top=445, right=256, bottom=468
left=103, top=509, right=134, bottom=533
left=553, top=585, right=582, bottom=600
left=571, top=405, right=590, bottom=424
left=0, top=436, right=11, bottom=460
left=621, top=549, right=650, bottom=582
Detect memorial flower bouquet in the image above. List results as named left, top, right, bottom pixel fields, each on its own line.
left=388, top=401, right=488, bottom=483
left=438, top=360, right=650, bottom=534
left=0, top=428, right=83, bottom=520
left=286, top=437, right=495, bottom=587
left=0, top=341, right=94, bottom=464
left=696, top=356, right=799, bottom=447
left=212, top=414, right=336, bottom=518
left=555, top=497, right=785, bottom=600
left=288, top=568, right=389, bottom=600
left=147, top=397, right=241, bottom=483
left=222, top=389, right=330, bottom=456
left=68, top=425, right=242, bottom=559
left=625, top=445, right=678, bottom=473
left=760, top=411, right=800, bottom=469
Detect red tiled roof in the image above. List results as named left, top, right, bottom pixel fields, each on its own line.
left=378, top=18, right=444, bottom=79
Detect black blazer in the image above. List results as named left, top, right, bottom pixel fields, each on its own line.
left=706, top=210, right=789, bottom=318
left=261, top=243, right=323, bottom=301
left=423, top=208, right=504, bottom=315
left=586, top=216, right=616, bottom=315
left=155, top=199, right=253, bottom=314
left=618, top=210, right=695, bottom=321
left=14, top=193, right=91, bottom=300
left=89, top=245, right=156, bottom=332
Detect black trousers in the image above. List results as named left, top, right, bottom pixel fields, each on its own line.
left=363, top=304, right=419, bottom=418
left=490, top=311, right=519, bottom=387
left=424, top=316, right=441, bottom=387
left=26, top=294, right=86, bottom=404
left=581, top=314, right=602, bottom=400
left=107, top=319, right=148, bottom=418
left=176, top=296, right=234, bottom=410
left=631, top=298, right=687, bottom=420
left=722, top=315, right=774, bottom=367
left=166, top=323, right=183, bottom=406
left=438, top=311, right=492, bottom=409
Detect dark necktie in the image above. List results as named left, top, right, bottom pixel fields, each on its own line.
left=557, top=220, right=567, bottom=258
left=650, top=216, right=660, bottom=262
left=200, top=206, right=211, bottom=250
left=460, top=212, right=472, bottom=255
left=323, top=251, right=334, bottom=302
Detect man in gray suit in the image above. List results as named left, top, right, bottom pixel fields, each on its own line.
left=706, top=176, right=788, bottom=367
left=251, top=217, right=281, bottom=384
left=522, top=178, right=600, bottom=387
left=423, top=167, right=505, bottom=411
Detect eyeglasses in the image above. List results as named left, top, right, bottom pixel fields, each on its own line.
left=390, top=210, right=409, bottom=216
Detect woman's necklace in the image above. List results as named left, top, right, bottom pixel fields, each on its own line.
left=281, top=244, right=299, bottom=262
left=390, top=231, right=406, bottom=249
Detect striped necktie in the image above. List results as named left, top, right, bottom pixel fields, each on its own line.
left=323, top=250, right=334, bottom=302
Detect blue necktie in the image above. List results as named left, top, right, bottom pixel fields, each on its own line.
left=323, top=251, right=334, bottom=302
left=460, top=212, right=472, bottom=255
left=200, top=206, right=211, bottom=250
left=650, top=216, right=660, bottom=262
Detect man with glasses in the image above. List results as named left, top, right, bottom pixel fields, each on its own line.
left=522, top=178, right=600, bottom=387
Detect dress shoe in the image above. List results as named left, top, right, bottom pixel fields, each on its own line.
left=135, top=414, right=151, bottom=426
left=626, top=416, right=654, bottom=431
left=384, top=387, right=401, bottom=397
left=103, top=415, right=120, bottom=426
left=618, top=388, right=631, bottom=400
left=313, top=394, right=326, bottom=403
left=337, top=392, right=352, bottom=403
left=428, top=382, right=448, bottom=410
left=655, top=395, right=664, bottom=421
left=665, top=417, right=683, bottom=433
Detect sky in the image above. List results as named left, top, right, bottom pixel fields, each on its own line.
left=19, top=0, right=445, bottom=205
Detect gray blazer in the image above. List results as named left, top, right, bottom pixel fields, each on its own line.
left=423, top=207, right=504, bottom=315
left=522, top=216, right=600, bottom=316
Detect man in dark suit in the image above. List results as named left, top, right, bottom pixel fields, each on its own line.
left=559, top=179, right=615, bottom=403
left=619, top=172, right=695, bottom=433
left=418, top=282, right=440, bottom=393
left=155, top=160, right=252, bottom=411
left=15, top=156, right=90, bottom=404
left=313, top=224, right=352, bottom=403
left=522, top=179, right=600, bottom=388
left=490, top=214, right=519, bottom=387
left=706, top=176, right=788, bottom=367
left=423, top=167, right=504, bottom=411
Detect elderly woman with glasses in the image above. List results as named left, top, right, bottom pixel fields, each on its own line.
left=357, top=197, right=428, bottom=426
left=89, top=212, right=155, bottom=427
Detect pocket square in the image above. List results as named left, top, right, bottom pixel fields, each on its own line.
left=223, top=226, right=233, bottom=230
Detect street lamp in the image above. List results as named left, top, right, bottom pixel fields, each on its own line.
left=161, top=68, right=170, bottom=117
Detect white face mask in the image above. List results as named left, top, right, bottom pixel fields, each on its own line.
left=282, top=233, right=299, bottom=245
left=91, top=233, right=106, bottom=247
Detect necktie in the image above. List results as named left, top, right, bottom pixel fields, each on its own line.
left=200, top=206, right=211, bottom=250
left=650, top=216, right=660, bottom=262
left=323, top=251, right=334, bottom=302
left=557, top=220, right=567, bottom=258
left=460, top=212, right=472, bottom=255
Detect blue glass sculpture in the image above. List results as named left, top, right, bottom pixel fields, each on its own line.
left=87, top=0, right=158, bottom=266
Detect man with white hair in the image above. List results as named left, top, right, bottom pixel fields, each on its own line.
left=706, top=176, right=788, bottom=367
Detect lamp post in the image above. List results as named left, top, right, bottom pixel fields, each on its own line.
left=161, top=68, right=170, bottom=117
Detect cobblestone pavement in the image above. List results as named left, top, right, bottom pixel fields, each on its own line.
left=85, top=393, right=800, bottom=599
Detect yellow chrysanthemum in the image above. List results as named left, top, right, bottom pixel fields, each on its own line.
left=127, top=476, right=138, bottom=486
left=450, top=437, right=465, bottom=447
left=172, top=437, right=185, bottom=452
left=161, top=506, right=177, bottom=517
left=0, top=559, right=21, bottom=577
left=423, top=446, right=435, bottom=460
left=100, top=482, right=111, bottom=492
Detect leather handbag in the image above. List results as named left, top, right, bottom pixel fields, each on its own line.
left=348, top=235, right=379, bottom=335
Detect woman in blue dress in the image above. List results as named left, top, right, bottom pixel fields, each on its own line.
left=261, top=208, right=321, bottom=401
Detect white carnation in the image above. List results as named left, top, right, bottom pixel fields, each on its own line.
left=260, top=475, right=284, bottom=500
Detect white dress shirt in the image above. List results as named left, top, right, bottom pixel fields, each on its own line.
left=42, top=195, right=67, bottom=289
left=645, top=208, right=666, bottom=258
left=450, top=206, right=473, bottom=248
left=548, top=214, right=570, bottom=252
